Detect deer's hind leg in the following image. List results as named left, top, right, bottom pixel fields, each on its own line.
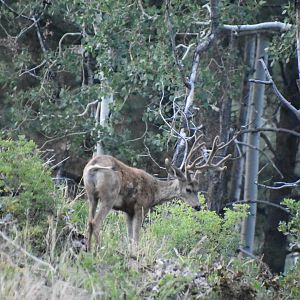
left=92, top=194, right=117, bottom=252
left=87, top=191, right=98, bottom=252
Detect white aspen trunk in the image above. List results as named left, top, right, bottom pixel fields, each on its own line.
left=230, top=35, right=256, bottom=201
left=94, top=95, right=113, bottom=156
left=296, top=1, right=300, bottom=89
left=241, top=34, right=269, bottom=254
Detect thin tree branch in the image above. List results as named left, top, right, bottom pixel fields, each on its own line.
left=138, top=0, right=156, bottom=19
left=40, top=131, right=88, bottom=149
left=260, top=132, right=276, bottom=156
left=237, top=247, right=258, bottom=259
left=0, top=0, right=33, bottom=20
left=78, top=100, right=99, bottom=116
left=33, top=16, right=47, bottom=53
left=249, top=79, right=272, bottom=85
left=257, top=178, right=300, bottom=190
left=16, top=19, right=39, bottom=40
left=19, top=60, right=47, bottom=77
left=251, top=58, right=300, bottom=120
left=239, top=127, right=300, bottom=138
left=58, top=32, right=82, bottom=57
left=124, top=121, right=148, bottom=143
left=226, top=200, right=290, bottom=214
left=50, top=156, right=70, bottom=170
left=236, top=141, right=283, bottom=178
left=222, top=22, right=291, bottom=35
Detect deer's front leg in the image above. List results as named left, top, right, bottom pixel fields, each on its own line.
left=130, top=207, right=145, bottom=256
left=126, top=214, right=134, bottom=243
left=126, top=214, right=134, bottom=255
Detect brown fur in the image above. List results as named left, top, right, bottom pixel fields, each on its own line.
left=83, top=155, right=200, bottom=253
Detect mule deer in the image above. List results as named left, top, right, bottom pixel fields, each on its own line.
left=83, top=135, right=231, bottom=252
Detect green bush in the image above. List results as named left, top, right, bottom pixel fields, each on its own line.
left=0, top=136, right=59, bottom=250
left=279, top=198, right=300, bottom=248
left=277, top=198, right=300, bottom=299
left=148, top=196, right=248, bottom=258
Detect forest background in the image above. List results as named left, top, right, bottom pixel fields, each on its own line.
left=1, top=0, right=300, bottom=299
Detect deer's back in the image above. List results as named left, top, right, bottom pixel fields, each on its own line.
left=83, top=155, right=158, bottom=212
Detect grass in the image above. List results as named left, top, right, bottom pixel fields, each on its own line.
left=0, top=198, right=298, bottom=299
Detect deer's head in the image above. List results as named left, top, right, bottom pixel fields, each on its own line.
left=165, top=135, right=231, bottom=208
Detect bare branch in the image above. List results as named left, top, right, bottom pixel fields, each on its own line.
left=249, top=79, right=272, bottom=85
left=16, top=19, right=39, bottom=40
left=58, top=32, right=82, bottom=57
left=78, top=100, right=99, bottom=117
left=260, top=132, right=276, bottom=156
left=176, top=43, right=195, bottom=60
left=138, top=0, right=156, bottom=20
left=226, top=200, right=290, bottom=214
left=125, top=121, right=148, bottom=143
left=40, top=131, right=87, bottom=149
left=222, top=21, right=291, bottom=35
left=159, top=83, right=186, bottom=139
left=240, top=127, right=300, bottom=138
left=237, top=247, right=258, bottom=259
left=0, top=1, right=45, bottom=51
left=32, top=16, right=47, bottom=53
left=251, top=58, right=300, bottom=121
left=19, top=60, right=47, bottom=77
left=257, top=178, right=300, bottom=190
left=236, top=141, right=283, bottom=178
left=0, top=0, right=33, bottom=20
left=50, top=156, right=70, bottom=170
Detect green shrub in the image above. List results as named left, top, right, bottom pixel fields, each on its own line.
left=148, top=196, right=248, bottom=258
left=277, top=198, right=300, bottom=299
left=0, top=136, right=59, bottom=250
left=279, top=198, right=300, bottom=248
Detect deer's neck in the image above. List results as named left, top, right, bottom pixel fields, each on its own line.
left=153, top=178, right=180, bottom=206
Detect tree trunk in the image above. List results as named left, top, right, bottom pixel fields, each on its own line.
left=262, top=60, right=300, bottom=273
left=241, top=34, right=268, bottom=254
left=295, top=0, right=300, bottom=89
left=229, top=35, right=256, bottom=202
left=95, top=94, right=113, bottom=155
